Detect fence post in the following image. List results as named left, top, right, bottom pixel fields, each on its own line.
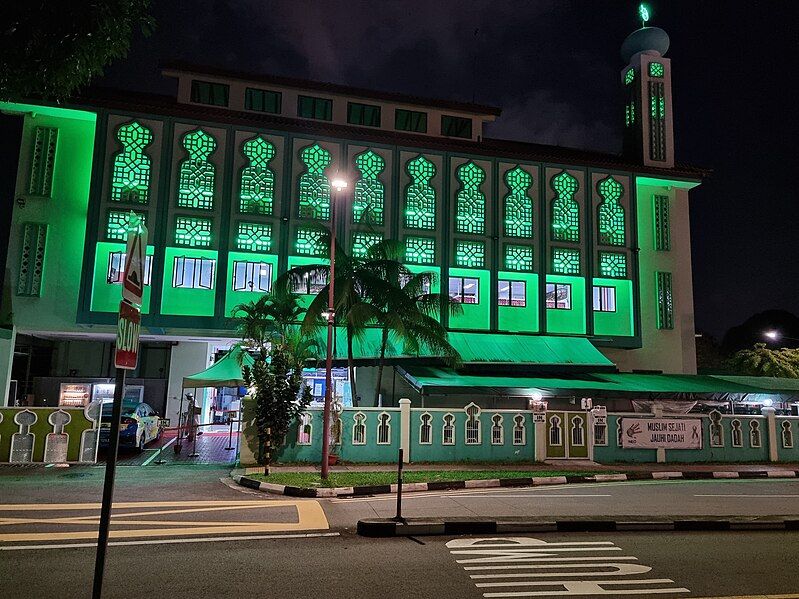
left=762, top=407, right=778, bottom=462
left=652, top=403, right=666, bottom=464
left=399, top=398, right=411, bottom=464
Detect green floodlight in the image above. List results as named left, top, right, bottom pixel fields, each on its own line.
left=639, top=3, right=650, bottom=27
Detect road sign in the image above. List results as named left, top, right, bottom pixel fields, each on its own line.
left=592, top=405, right=607, bottom=425
left=114, top=300, right=141, bottom=370
left=533, top=413, right=546, bottom=423
left=122, top=213, right=148, bottom=306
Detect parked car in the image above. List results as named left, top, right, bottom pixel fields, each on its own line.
left=99, top=401, right=162, bottom=452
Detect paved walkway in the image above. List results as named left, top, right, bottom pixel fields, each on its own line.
left=113, top=430, right=239, bottom=466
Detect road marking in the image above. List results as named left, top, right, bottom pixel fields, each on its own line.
left=694, top=495, right=799, bottom=498
left=329, top=490, right=611, bottom=503
left=689, top=596, right=799, bottom=599
left=140, top=437, right=176, bottom=466
left=0, top=531, right=340, bottom=551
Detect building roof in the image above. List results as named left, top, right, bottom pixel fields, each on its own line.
left=161, top=60, right=503, bottom=117
left=69, top=87, right=709, bottom=180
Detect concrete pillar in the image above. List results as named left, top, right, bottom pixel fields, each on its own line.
left=652, top=403, right=666, bottom=464
left=399, top=398, right=411, bottom=463
left=762, top=406, right=778, bottom=462
left=534, top=417, right=547, bottom=462
left=0, top=327, right=16, bottom=406
left=165, top=342, right=210, bottom=429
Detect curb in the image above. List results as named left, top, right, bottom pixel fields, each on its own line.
left=231, top=469, right=799, bottom=498
left=356, top=516, right=799, bottom=537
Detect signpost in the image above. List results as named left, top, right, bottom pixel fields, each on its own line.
left=92, top=214, right=146, bottom=599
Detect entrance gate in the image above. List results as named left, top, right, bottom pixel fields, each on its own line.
left=546, top=411, right=589, bottom=459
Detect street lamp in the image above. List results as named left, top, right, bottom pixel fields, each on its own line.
left=764, top=330, right=799, bottom=343
left=321, top=175, right=348, bottom=479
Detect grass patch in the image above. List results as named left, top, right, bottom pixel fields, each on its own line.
left=247, top=470, right=611, bottom=488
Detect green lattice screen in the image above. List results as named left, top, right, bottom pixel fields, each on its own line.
left=28, top=126, right=58, bottom=198
left=551, top=172, right=580, bottom=242
left=298, top=144, right=332, bottom=220
left=653, top=194, right=671, bottom=251
left=656, top=271, right=674, bottom=329
left=455, top=162, right=486, bottom=235
left=236, top=222, right=272, bottom=253
left=110, top=122, right=152, bottom=204
left=177, top=130, right=217, bottom=210
left=504, top=167, right=533, bottom=238
left=598, top=251, right=627, bottom=278
left=404, top=155, right=436, bottom=230
left=404, top=236, right=435, bottom=265
left=504, top=244, right=534, bottom=272
left=295, top=227, right=325, bottom=256
left=625, top=68, right=635, bottom=85
left=625, top=102, right=636, bottom=127
left=649, top=62, right=664, bottom=77
left=552, top=247, right=580, bottom=275
left=17, top=222, right=48, bottom=297
left=352, top=232, right=383, bottom=258
left=596, top=176, right=625, bottom=246
left=239, top=136, right=275, bottom=215
left=107, top=210, right=147, bottom=242
left=455, top=240, right=485, bottom=268
left=174, top=216, right=212, bottom=247
left=353, top=150, right=385, bottom=225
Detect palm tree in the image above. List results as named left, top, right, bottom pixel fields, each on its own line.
left=232, top=287, right=305, bottom=359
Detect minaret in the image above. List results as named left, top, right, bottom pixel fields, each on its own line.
left=621, top=5, right=674, bottom=168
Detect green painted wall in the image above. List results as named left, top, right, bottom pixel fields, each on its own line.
left=776, top=418, right=798, bottom=462
left=448, top=268, right=490, bottom=331
left=224, top=252, right=279, bottom=317
left=498, top=271, right=539, bottom=333
left=160, top=247, right=218, bottom=316
left=545, top=275, right=586, bottom=334
left=0, top=407, right=95, bottom=462
left=90, top=242, right=155, bottom=313
left=592, top=277, right=634, bottom=337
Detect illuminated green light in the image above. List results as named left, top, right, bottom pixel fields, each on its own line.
left=111, top=121, right=153, bottom=204
left=295, top=227, right=325, bottom=256
left=404, top=155, right=437, bottom=230
left=404, top=235, right=435, bottom=265
left=239, top=136, right=275, bottom=215
left=455, top=162, right=486, bottom=235
left=504, top=166, right=533, bottom=238
left=552, top=248, right=580, bottom=275
left=550, top=171, right=580, bottom=243
left=174, top=216, right=212, bottom=248
left=599, top=251, right=627, bottom=278
left=596, top=176, right=625, bottom=247
left=624, top=68, right=635, bottom=86
left=177, top=129, right=217, bottom=210
left=454, top=240, right=485, bottom=268
left=107, top=210, right=146, bottom=242
left=639, top=3, right=650, bottom=25
left=236, top=222, right=272, bottom=253
left=352, top=232, right=383, bottom=258
left=353, top=150, right=385, bottom=225
left=649, top=62, right=664, bottom=78
left=298, top=143, right=332, bottom=220
left=504, top=244, right=534, bottom=272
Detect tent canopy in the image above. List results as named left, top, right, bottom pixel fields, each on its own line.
left=182, top=346, right=255, bottom=388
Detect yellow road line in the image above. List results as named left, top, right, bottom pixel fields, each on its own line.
left=0, top=500, right=280, bottom=511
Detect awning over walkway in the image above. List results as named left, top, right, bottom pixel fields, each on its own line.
left=182, top=346, right=254, bottom=388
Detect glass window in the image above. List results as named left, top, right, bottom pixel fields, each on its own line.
left=546, top=283, right=571, bottom=309
left=592, top=286, right=617, bottom=312
left=448, top=277, right=479, bottom=304
left=399, top=273, right=431, bottom=294
left=292, top=271, right=328, bottom=295
left=172, top=257, right=215, bottom=289
left=441, top=115, right=472, bottom=138
left=498, top=280, right=526, bottom=307
left=297, top=95, right=332, bottom=120
left=232, top=261, right=271, bottom=292
left=190, top=80, right=229, bottom=107
left=107, top=252, right=153, bottom=285
left=245, top=88, right=282, bottom=114
left=347, top=102, right=381, bottom=127
left=394, top=109, right=427, bottom=133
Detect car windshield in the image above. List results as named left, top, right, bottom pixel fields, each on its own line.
left=101, top=402, right=140, bottom=417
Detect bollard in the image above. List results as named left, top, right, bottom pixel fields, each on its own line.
left=188, top=420, right=200, bottom=458
left=153, top=431, right=168, bottom=465
left=392, top=448, right=405, bottom=523
left=224, top=413, right=235, bottom=450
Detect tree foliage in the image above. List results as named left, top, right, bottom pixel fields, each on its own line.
left=726, top=343, right=799, bottom=378
left=1, top=1, right=155, bottom=101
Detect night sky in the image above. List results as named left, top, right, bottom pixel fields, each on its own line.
left=98, top=0, right=799, bottom=338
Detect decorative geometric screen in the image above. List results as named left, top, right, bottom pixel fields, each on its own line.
left=295, top=226, right=325, bottom=256
left=298, top=143, right=332, bottom=220
left=455, top=162, right=486, bottom=235
left=504, top=244, right=534, bottom=272
left=404, top=236, right=436, bottom=265
left=352, top=232, right=383, bottom=258
left=649, top=81, right=667, bottom=161
left=656, top=271, right=674, bottom=329
left=177, top=129, right=217, bottom=210
left=239, top=136, right=275, bottom=215
left=110, top=122, right=152, bottom=204
left=625, top=68, right=635, bottom=85
left=550, top=172, right=580, bottom=242
left=174, top=216, right=212, bottom=248
left=107, top=210, right=146, bottom=242
left=649, top=62, right=664, bottom=77
left=653, top=194, right=671, bottom=251
left=455, top=240, right=485, bottom=269
left=504, top=166, right=533, bottom=238
left=28, top=126, right=58, bottom=198
left=551, top=247, right=580, bottom=275
left=353, top=150, right=385, bottom=225
left=598, top=251, right=627, bottom=278
left=236, top=222, right=272, bottom=253
left=625, top=102, right=636, bottom=128
left=596, top=176, right=625, bottom=246
left=17, top=222, right=47, bottom=297
left=404, top=155, right=436, bottom=230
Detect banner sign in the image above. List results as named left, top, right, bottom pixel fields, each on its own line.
left=620, top=418, right=702, bottom=449
left=114, top=300, right=141, bottom=370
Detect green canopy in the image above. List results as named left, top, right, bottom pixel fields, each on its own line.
left=182, top=346, right=255, bottom=388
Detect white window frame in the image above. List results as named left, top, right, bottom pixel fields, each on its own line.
left=232, top=261, right=272, bottom=292
left=419, top=412, right=432, bottom=445
left=490, top=414, right=504, bottom=445
left=571, top=415, right=585, bottom=447
left=297, top=413, right=312, bottom=445
left=616, top=419, right=624, bottom=447
left=376, top=412, right=391, bottom=445
left=549, top=415, right=563, bottom=446
left=592, top=285, right=617, bottom=312
left=442, top=413, right=455, bottom=445
left=448, top=277, right=479, bottom=304
left=108, top=252, right=153, bottom=285
left=498, top=280, right=526, bottom=307
left=352, top=412, right=366, bottom=445
left=512, top=414, right=526, bottom=446
left=731, top=419, right=743, bottom=448
left=464, top=403, right=481, bottom=445
left=172, top=256, right=215, bottom=289
left=781, top=421, right=794, bottom=449
left=594, top=422, right=608, bottom=446
left=709, top=411, right=724, bottom=448
left=749, top=420, right=761, bottom=448
left=545, top=282, right=572, bottom=310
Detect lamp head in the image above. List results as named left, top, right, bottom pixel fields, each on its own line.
left=764, top=330, right=780, bottom=340
left=331, top=177, right=348, bottom=192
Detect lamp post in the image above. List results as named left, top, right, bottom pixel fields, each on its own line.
left=764, top=330, right=799, bottom=344
left=321, top=176, right=348, bottom=479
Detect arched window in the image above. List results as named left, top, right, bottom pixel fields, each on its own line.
left=455, top=161, right=486, bottom=235
left=571, top=416, right=585, bottom=447
left=297, top=143, right=332, bottom=220
left=353, top=150, right=385, bottom=225
left=616, top=419, right=624, bottom=447
left=239, top=136, right=276, bottom=215
left=596, top=176, right=625, bottom=246
left=512, top=414, right=526, bottom=446
left=442, top=413, right=455, bottom=445
left=491, top=414, right=504, bottom=445
left=731, top=419, right=743, bottom=447
left=419, top=412, right=432, bottom=445
left=465, top=403, right=481, bottom=445
left=594, top=419, right=608, bottom=446
left=352, top=412, right=366, bottom=445
left=110, top=121, right=153, bottom=204
left=550, top=171, right=580, bottom=242
left=709, top=411, right=724, bottom=448
left=376, top=412, right=391, bottom=445
left=503, top=166, right=533, bottom=238
left=297, top=413, right=313, bottom=445
left=781, top=421, right=793, bottom=449
left=549, top=415, right=563, bottom=446
left=749, top=420, right=761, bottom=448
left=404, top=155, right=436, bottom=230
left=177, top=129, right=217, bottom=210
